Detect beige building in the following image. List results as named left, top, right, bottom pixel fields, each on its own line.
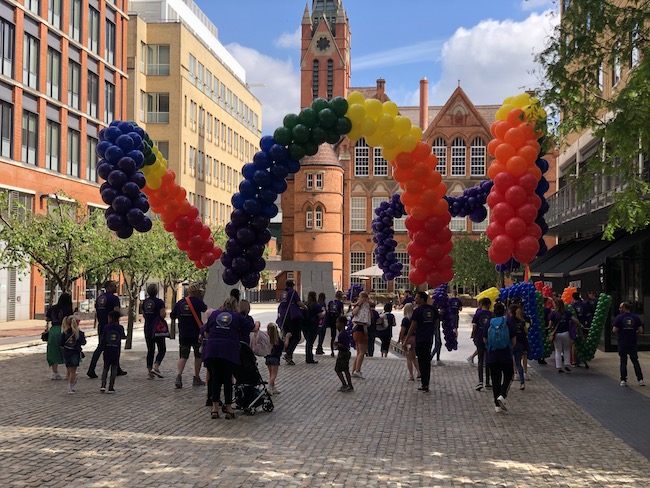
left=126, top=0, right=261, bottom=228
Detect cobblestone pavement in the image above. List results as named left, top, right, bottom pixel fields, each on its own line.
left=1, top=311, right=649, bottom=487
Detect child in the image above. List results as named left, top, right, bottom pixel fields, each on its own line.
left=265, top=323, right=284, bottom=394
left=334, top=316, right=353, bottom=392
left=378, top=303, right=396, bottom=358
left=101, top=310, right=126, bottom=393
left=59, top=315, right=86, bottom=394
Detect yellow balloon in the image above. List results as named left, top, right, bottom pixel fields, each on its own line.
left=382, top=101, right=399, bottom=118
left=476, top=287, right=500, bottom=310
left=346, top=127, right=363, bottom=143
left=346, top=103, right=366, bottom=124
left=365, top=131, right=384, bottom=148
left=495, top=106, right=509, bottom=121
left=382, top=145, right=400, bottom=162
left=347, top=91, right=365, bottom=106
left=409, top=125, right=423, bottom=141
left=364, top=98, right=383, bottom=119
left=511, top=92, right=531, bottom=108
left=141, top=165, right=151, bottom=176
left=502, top=96, right=513, bottom=105
left=360, top=117, right=377, bottom=137
left=398, top=133, right=417, bottom=153
left=147, top=176, right=162, bottom=190
left=393, top=116, right=411, bottom=136
left=382, top=131, right=399, bottom=149
left=377, top=113, right=395, bottom=132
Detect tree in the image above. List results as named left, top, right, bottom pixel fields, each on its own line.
left=536, top=0, right=650, bottom=238
left=450, top=235, right=500, bottom=294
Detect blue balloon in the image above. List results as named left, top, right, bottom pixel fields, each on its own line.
left=250, top=257, right=266, bottom=273
left=225, top=222, right=237, bottom=238
left=469, top=206, right=488, bottom=223
left=97, top=162, right=113, bottom=181
left=536, top=158, right=549, bottom=173
left=117, top=157, right=137, bottom=175
left=104, top=145, right=124, bottom=164
left=106, top=213, right=125, bottom=232
left=128, top=133, right=143, bottom=150
left=245, top=243, right=266, bottom=258
left=232, top=256, right=251, bottom=274
left=243, top=198, right=262, bottom=216
left=231, top=192, right=245, bottom=209
left=286, top=159, right=301, bottom=174
left=270, top=163, right=289, bottom=179
left=236, top=226, right=256, bottom=246
left=109, top=120, right=121, bottom=127
left=226, top=238, right=244, bottom=257
left=253, top=151, right=270, bottom=169
left=116, top=134, right=134, bottom=153
left=250, top=215, right=270, bottom=232
left=134, top=126, right=145, bottom=138
left=260, top=135, right=275, bottom=153
left=261, top=203, right=278, bottom=219
left=98, top=128, right=107, bottom=142
left=269, top=144, right=288, bottom=163
left=118, top=121, right=135, bottom=134
left=271, top=178, right=288, bottom=194
left=220, top=252, right=234, bottom=268
left=241, top=271, right=261, bottom=289
left=258, top=189, right=277, bottom=205
left=239, top=179, right=257, bottom=198
left=96, top=140, right=112, bottom=158
left=127, top=150, right=145, bottom=168
left=122, top=181, right=141, bottom=199
left=255, top=229, right=272, bottom=245
left=130, top=171, right=146, bottom=189
left=133, top=197, right=150, bottom=213
left=253, top=170, right=272, bottom=188
left=242, top=163, right=257, bottom=180
left=135, top=216, right=153, bottom=233
left=231, top=209, right=249, bottom=227
left=107, top=170, right=128, bottom=188
left=105, top=126, right=122, bottom=143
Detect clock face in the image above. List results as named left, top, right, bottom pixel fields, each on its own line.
left=316, top=37, right=331, bottom=52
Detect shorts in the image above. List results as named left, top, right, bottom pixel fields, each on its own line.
left=179, top=339, right=201, bottom=360
left=64, top=352, right=81, bottom=368
left=335, top=349, right=351, bottom=372
left=265, top=356, right=280, bottom=366
left=353, top=331, right=368, bottom=345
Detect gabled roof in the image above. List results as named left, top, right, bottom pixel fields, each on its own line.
left=300, top=14, right=346, bottom=69
left=423, top=86, right=493, bottom=139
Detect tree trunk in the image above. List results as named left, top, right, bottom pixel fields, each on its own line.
left=125, top=294, right=136, bottom=350
left=169, top=285, right=178, bottom=339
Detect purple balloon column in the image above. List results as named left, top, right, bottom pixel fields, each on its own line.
left=372, top=194, right=405, bottom=281
left=431, top=283, right=458, bottom=351
left=445, top=180, right=492, bottom=222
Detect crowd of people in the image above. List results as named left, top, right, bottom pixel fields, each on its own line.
left=43, top=280, right=645, bottom=416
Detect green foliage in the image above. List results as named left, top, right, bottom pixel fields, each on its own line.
left=536, top=0, right=650, bottom=236
left=450, top=235, right=500, bottom=292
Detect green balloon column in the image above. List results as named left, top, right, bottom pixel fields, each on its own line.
left=575, top=293, right=612, bottom=362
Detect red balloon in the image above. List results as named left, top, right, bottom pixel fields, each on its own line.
left=486, top=222, right=505, bottom=241
left=189, top=218, right=203, bottom=235
left=175, top=215, right=191, bottom=230
left=487, top=190, right=505, bottom=208
left=439, top=240, right=453, bottom=255
left=440, top=267, right=455, bottom=283
left=504, top=185, right=527, bottom=207
left=188, top=235, right=203, bottom=249
left=212, top=247, right=223, bottom=259
left=517, top=204, right=538, bottom=224
left=407, top=242, right=427, bottom=259
left=405, top=216, right=425, bottom=232
left=186, top=247, right=202, bottom=261
left=409, top=268, right=427, bottom=286
left=176, top=240, right=190, bottom=251
left=426, top=244, right=444, bottom=261
left=400, top=190, right=419, bottom=207
left=395, top=152, right=415, bottom=169
left=489, top=245, right=510, bottom=266
left=186, top=206, right=199, bottom=221
left=163, top=221, right=176, bottom=233
left=518, top=173, right=538, bottom=193
left=514, top=235, right=540, bottom=264
left=492, top=234, right=515, bottom=257
left=412, top=141, right=431, bottom=160
left=434, top=227, right=452, bottom=244
left=201, top=237, right=215, bottom=252
left=199, top=225, right=212, bottom=240
left=504, top=217, right=527, bottom=239
left=200, top=252, right=216, bottom=267
left=413, top=231, right=431, bottom=245
left=492, top=202, right=515, bottom=223
left=526, top=194, right=542, bottom=209
left=439, top=254, right=453, bottom=270
left=426, top=271, right=444, bottom=288
left=174, top=228, right=190, bottom=242
left=527, top=224, right=542, bottom=240
left=493, top=171, right=516, bottom=191
left=194, top=260, right=207, bottom=269
left=416, top=257, right=435, bottom=272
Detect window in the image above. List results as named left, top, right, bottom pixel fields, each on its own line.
left=45, top=120, right=60, bottom=172
left=88, top=7, right=100, bottom=55
left=86, top=137, right=98, bottom=182
left=212, top=75, right=219, bottom=103
left=23, top=34, right=39, bottom=90
left=451, top=137, right=466, bottom=176
left=612, top=42, right=621, bottom=86
left=350, top=197, right=366, bottom=231
left=189, top=146, right=195, bottom=175
left=146, top=93, right=170, bottom=123
left=315, top=206, right=323, bottom=229
left=327, top=59, right=333, bottom=100
left=206, top=155, right=212, bottom=182
left=220, top=162, right=225, bottom=188
left=306, top=208, right=313, bottom=229
left=199, top=107, right=205, bottom=133
left=197, top=151, right=204, bottom=179
left=205, top=69, right=212, bottom=95
left=0, top=101, right=12, bottom=158
left=315, top=173, right=323, bottom=189
left=312, top=60, right=319, bottom=100
left=306, top=173, right=314, bottom=189
left=350, top=251, right=366, bottom=286
left=154, top=141, right=169, bottom=160
left=21, top=111, right=38, bottom=165
left=432, top=137, right=447, bottom=176
left=189, top=101, right=196, bottom=129
left=0, top=19, right=14, bottom=77
left=69, top=0, right=81, bottom=42
left=25, top=0, right=39, bottom=14
left=206, top=113, right=212, bottom=140
left=394, top=214, right=406, bottom=232
left=104, top=82, right=115, bottom=124
left=48, top=0, right=62, bottom=30
left=213, top=159, right=218, bottom=186
left=105, top=21, right=116, bottom=65
left=147, top=45, right=170, bottom=75
left=373, top=147, right=388, bottom=176
left=450, top=216, right=467, bottom=232
left=197, top=62, right=204, bottom=89
left=87, top=73, right=99, bottom=118
left=189, top=54, right=196, bottom=84
left=68, top=61, right=80, bottom=109
left=227, top=166, right=232, bottom=190
left=354, top=138, right=369, bottom=177
left=139, top=42, right=145, bottom=72
left=470, top=137, right=486, bottom=176
left=472, top=206, right=489, bottom=232
left=598, top=63, right=604, bottom=92
left=394, top=250, right=409, bottom=290
left=371, top=254, right=387, bottom=292
left=67, top=129, right=80, bottom=177
left=46, top=48, right=61, bottom=100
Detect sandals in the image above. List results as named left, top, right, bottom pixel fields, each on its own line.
left=211, top=411, right=220, bottom=419
left=224, top=411, right=235, bottom=420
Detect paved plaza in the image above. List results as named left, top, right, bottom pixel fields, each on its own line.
left=1, top=309, right=649, bottom=487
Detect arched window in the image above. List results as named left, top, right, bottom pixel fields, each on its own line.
left=451, top=137, right=466, bottom=177
left=354, top=138, right=369, bottom=177
left=327, top=59, right=333, bottom=100
left=470, top=137, right=486, bottom=176
left=306, top=206, right=313, bottom=229
left=350, top=245, right=366, bottom=287
left=315, top=206, right=323, bottom=229
left=394, top=244, right=410, bottom=291
left=312, top=60, right=319, bottom=100
left=432, top=137, right=447, bottom=176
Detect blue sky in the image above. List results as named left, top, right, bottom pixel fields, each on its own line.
left=193, top=0, right=558, bottom=132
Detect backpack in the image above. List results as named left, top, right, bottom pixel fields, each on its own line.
left=376, top=312, right=389, bottom=332
left=64, top=332, right=78, bottom=350
left=250, top=330, right=272, bottom=357
left=487, top=317, right=510, bottom=351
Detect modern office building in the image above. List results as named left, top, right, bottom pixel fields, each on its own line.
left=0, top=0, right=129, bottom=320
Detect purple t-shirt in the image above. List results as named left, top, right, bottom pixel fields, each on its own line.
left=279, top=288, right=302, bottom=320
left=141, top=297, right=165, bottom=338
left=448, top=297, right=462, bottom=315
left=549, top=310, right=572, bottom=334
left=410, top=304, right=438, bottom=344
left=336, top=330, right=350, bottom=350
left=171, top=296, right=208, bottom=340
left=613, top=312, right=643, bottom=348
left=268, top=337, right=284, bottom=358
left=401, top=296, right=414, bottom=306
left=96, top=293, right=121, bottom=328
left=239, top=314, right=254, bottom=344
left=472, top=309, right=492, bottom=347
left=483, top=317, right=517, bottom=364
left=203, top=310, right=254, bottom=365
left=103, top=322, right=126, bottom=364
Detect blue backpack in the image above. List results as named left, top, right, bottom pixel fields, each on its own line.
left=487, top=317, right=510, bottom=351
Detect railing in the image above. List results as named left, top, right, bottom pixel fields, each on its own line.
left=146, top=64, right=170, bottom=76
left=146, top=112, right=170, bottom=124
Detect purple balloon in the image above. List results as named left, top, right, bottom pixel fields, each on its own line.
left=225, top=222, right=237, bottom=238
left=255, top=229, right=272, bottom=245
left=469, top=206, right=488, bottom=223
left=222, top=267, right=240, bottom=286
left=116, top=226, right=133, bottom=239
left=239, top=179, right=257, bottom=198
left=262, top=203, right=278, bottom=219
left=101, top=188, right=119, bottom=205
left=122, top=181, right=141, bottom=199
left=245, top=243, right=265, bottom=258
left=126, top=208, right=145, bottom=226
left=241, top=271, right=261, bottom=289
left=225, top=238, right=244, bottom=257
left=231, top=256, right=251, bottom=274
left=250, top=215, right=270, bottom=232
left=236, top=227, right=256, bottom=246
left=130, top=171, right=146, bottom=189
left=133, top=197, right=150, bottom=213
left=231, top=192, right=245, bottom=210
left=106, top=213, right=125, bottom=232
left=111, top=195, right=132, bottom=214
left=220, top=252, right=233, bottom=268
left=250, top=257, right=266, bottom=272
left=243, top=198, right=262, bottom=216
left=258, top=189, right=277, bottom=205
left=135, top=216, right=153, bottom=233
left=108, top=170, right=128, bottom=189
left=231, top=209, right=250, bottom=228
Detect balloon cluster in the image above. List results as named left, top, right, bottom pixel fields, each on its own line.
left=575, top=293, right=612, bottom=362
left=431, top=284, right=457, bottom=351
left=346, top=283, right=364, bottom=302
left=537, top=290, right=554, bottom=358
left=445, top=180, right=492, bottom=222
left=561, top=286, right=577, bottom=304
left=221, top=136, right=300, bottom=288
left=476, top=287, right=500, bottom=311
left=273, top=97, right=352, bottom=161
left=486, top=93, right=547, bottom=266
left=372, top=194, right=405, bottom=281
left=499, top=282, right=543, bottom=360
left=534, top=157, right=550, bottom=257
left=344, top=92, right=422, bottom=162
left=534, top=280, right=553, bottom=299
left=96, top=121, right=152, bottom=238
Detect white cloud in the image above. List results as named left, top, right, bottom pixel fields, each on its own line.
left=428, top=11, right=559, bottom=106
left=520, top=0, right=555, bottom=11
left=274, top=26, right=301, bottom=49
left=226, top=43, right=301, bottom=135
left=354, top=39, right=443, bottom=71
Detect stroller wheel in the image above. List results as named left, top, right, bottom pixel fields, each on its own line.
left=262, top=401, right=274, bottom=412
left=245, top=408, right=256, bottom=416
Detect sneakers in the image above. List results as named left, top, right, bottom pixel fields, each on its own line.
left=175, top=374, right=183, bottom=389
left=315, top=349, right=325, bottom=355
left=192, top=376, right=205, bottom=386
left=283, top=355, right=295, bottom=365
left=620, top=380, right=627, bottom=387
left=640, top=379, right=646, bottom=386
left=485, top=384, right=492, bottom=389
left=87, top=371, right=98, bottom=379
left=519, top=383, right=526, bottom=390
left=151, top=368, right=164, bottom=378
left=100, top=386, right=106, bottom=393
left=147, top=372, right=155, bottom=380
left=418, top=386, right=430, bottom=392
left=269, top=386, right=280, bottom=395
left=107, top=388, right=116, bottom=394
left=564, top=366, right=571, bottom=373
left=51, top=372, right=62, bottom=380
left=497, top=395, right=508, bottom=411
left=351, top=371, right=364, bottom=379
left=466, top=356, right=475, bottom=366
left=68, top=389, right=76, bottom=394
left=116, top=370, right=127, bottom=376
left=339, top=385, right=350, bottom=392
left=475, top=383, right=483, bottom=391
left=495, top=406, right=502, bottom=413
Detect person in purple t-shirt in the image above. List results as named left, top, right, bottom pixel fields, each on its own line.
left=471, top=298, right=493, bottom=391
left=334, top=316, right=353, bottom=392
left=397, top=290, right=415, bottom=310
left=320, top=291, right=344, bottom=357
left=613, top=302, right=645, bottom=387
left=140, top=284, right=167, bottom=380
left=87, top=281, right=123, bottom=379
left=278, top=280, right=307, bottom=365
left=203, top=297, right=257, bottom=419
left=403, top=292, right=439, bottom=393
left=548, top=298, right=582, bottom=373
left=483, top=302, right=516, bottom=413
left=171, top=284, right=208, bottom=389
left=101, top=310, right=126, bottom=394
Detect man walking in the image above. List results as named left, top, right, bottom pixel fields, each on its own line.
left=403, top=292, right=439, bottom=393
left=613, top=302, right=645, bottom=387
left=171, top=284, right=208, bottom=388
left=87, top=281, right=124, bottom=378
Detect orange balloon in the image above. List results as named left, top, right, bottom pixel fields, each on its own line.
left=400, top=190, right=419, bottom=207
left=524, top=140, right=541, bottom=154
left=504, top=127, right=525, bottom=148
left=405, top=179, right=424, bottom=194
left=411, top=205, right=429, bottom=220
left=420, top=188, right=439, bottom=206
left=412, top=141, right=431, bottom=160
left=434, top=183, right=447, bottom=200
left=493, top=120, right=512, bottom=140
left=411, top=161, right=429, bottom=179
left=506, top=155, right=528, bottom=177
left=519, top=123, right=536, bottom=141
left=506, top=108, right=525, bottom=125
left=487, top=162, right=506, bottom=180
left=426, top=154, right=439, bottom=170
left=487, top=139, right=500, bottom=157
left=425, top=171, right=442, bottom=188
left=162, top=169, right=176, bottom=186
left=495, top=143, right=516, bottom=164
left=517, top=144, right=538, bottom=164
left=430, top=199, right=449, bottom=217
left=528, top=165, right=542, bottom=180
left=395, top=152, right=415, bottom=170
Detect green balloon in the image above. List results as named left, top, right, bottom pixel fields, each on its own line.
left=288, top=143, right=306, bottom=161
left=274, top=126, right=293, bottom=146
left=283, top=113, right=300, bottom=130
left=311, top=126, right=328, bottom=145
left=145, top=153, right=157, bottom=165
left=336, top=116, right=353, bottom=135
left=292, top=124, right=311, bottom=144
left=325, top=129, right=341, bottom=144
left=330, top=96, right=349, bottom=117
left=304, top=142, right=319, bottom=156
left=318, top=108, right=337, bottom=128
left=311, top=98, right=329, bottom=113
left=298, top=108, right=318, bottom=127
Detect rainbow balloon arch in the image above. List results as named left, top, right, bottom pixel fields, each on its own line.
left=95, top=91, right=549, bottom=290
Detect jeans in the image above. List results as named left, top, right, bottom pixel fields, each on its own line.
left=415, top=341, right=433, bottom=389
left=283, top=318, right=302, bottom=359
left=489, top=362, right=513, bottom=406
left=431, top=326, right=442, bottom=360
left=513, top=343, right=525, bottom=384
left=619, top=345, right=644, bottom=381
left=317, top=322, right=335, bottom=352
left=367, top=324, right=377, bottom=356
left=206, top=357, right=236, bottom=405
left=145, top=335, right=167, bottom=369
left=302, top=322, right=318, bottom=362
left=476, top=343, right=490, bottom=385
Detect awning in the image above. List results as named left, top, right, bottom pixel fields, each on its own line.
left=570, top=229, right=650, bottom=276
left=350, top=265, right=383, bottom=278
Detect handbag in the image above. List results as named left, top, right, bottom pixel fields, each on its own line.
left=41, top=330, right=49, bottom=342
left=153, top=317, right=170, bottom=338
left=548, top=326, right=557, bottom=343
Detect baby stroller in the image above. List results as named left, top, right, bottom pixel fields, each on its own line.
left=233, top=342, right=274, bottom=415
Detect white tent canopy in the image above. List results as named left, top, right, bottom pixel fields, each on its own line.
left=350, top=265, right=383, bottom=278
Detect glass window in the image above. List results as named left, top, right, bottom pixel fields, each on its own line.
left=104, top=82, right=115, bottom=124
left=315, top=206, right=323, bottom=229
left=46, top=48, right=61, bottom=100
left=315, top=173, right=323, bottom=189
left=189, top=54, right=196, bottom=84
left=21, top=111, right=38, bottom=165
left=451, top=137, right=466, bottom=177
left=371, top=253, right=387, bottom=292
left=373, top=147, right=388, bottom=176
left=0, top=18, right=14, bottom=77
left=212, top=75, right=219, bottom=102
left=306, top=173, right=313, bottom=189
left=306, top=208, right=313, bottom=229
left=394, top=250, right=410, bottom=291
left=68, top=61, right=81, bottom=109
left=48, top=0, right=62, bottom=30
left=23, top=34, right=39, bottom=90
left=146, top=93, right=170, bottom=123
left=350, top=197, right=366, bottom=231
left=69, top=0, right=81, bottom=42
left=0, top=101, right=12, bottom=158
left=87, top=72, right=99, bottom=118
left=327, top=59, right=333, bottom=100
left=612, top=42, right=621, bottom=86
left=45, top=120, right=61, bottom=172
left=88, top=7, right=100, bottom=55
left=147, top=45, right=170, bottom=75
left=197, top=62, right=204, bottom=89
left=312, top=59, right=319, bottom=100
left=432, top=137, right=447, bottom=176
left=394, top=214, right=406, bottom=232
left=189, top=101, right=196, bottom=129
left=205, top=69, right=212, bottom=95
left=450, top=216, right=467, bottom=232
left=67, top=129, right=80, bottom=177
left=25, top=0, right=39, bottom=14
left=631, top=24, right=640, bottom=68
left=470, top=137, right=486, bottom=176
left=354, top=138, right=369, bottom=177
left=350, top=251, right=366, bottom=287
left=86, top=137, right=98, bottom=182
left=105, top=20, right=116, bottom=65
left=154, top=141, right=169, bottom=160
